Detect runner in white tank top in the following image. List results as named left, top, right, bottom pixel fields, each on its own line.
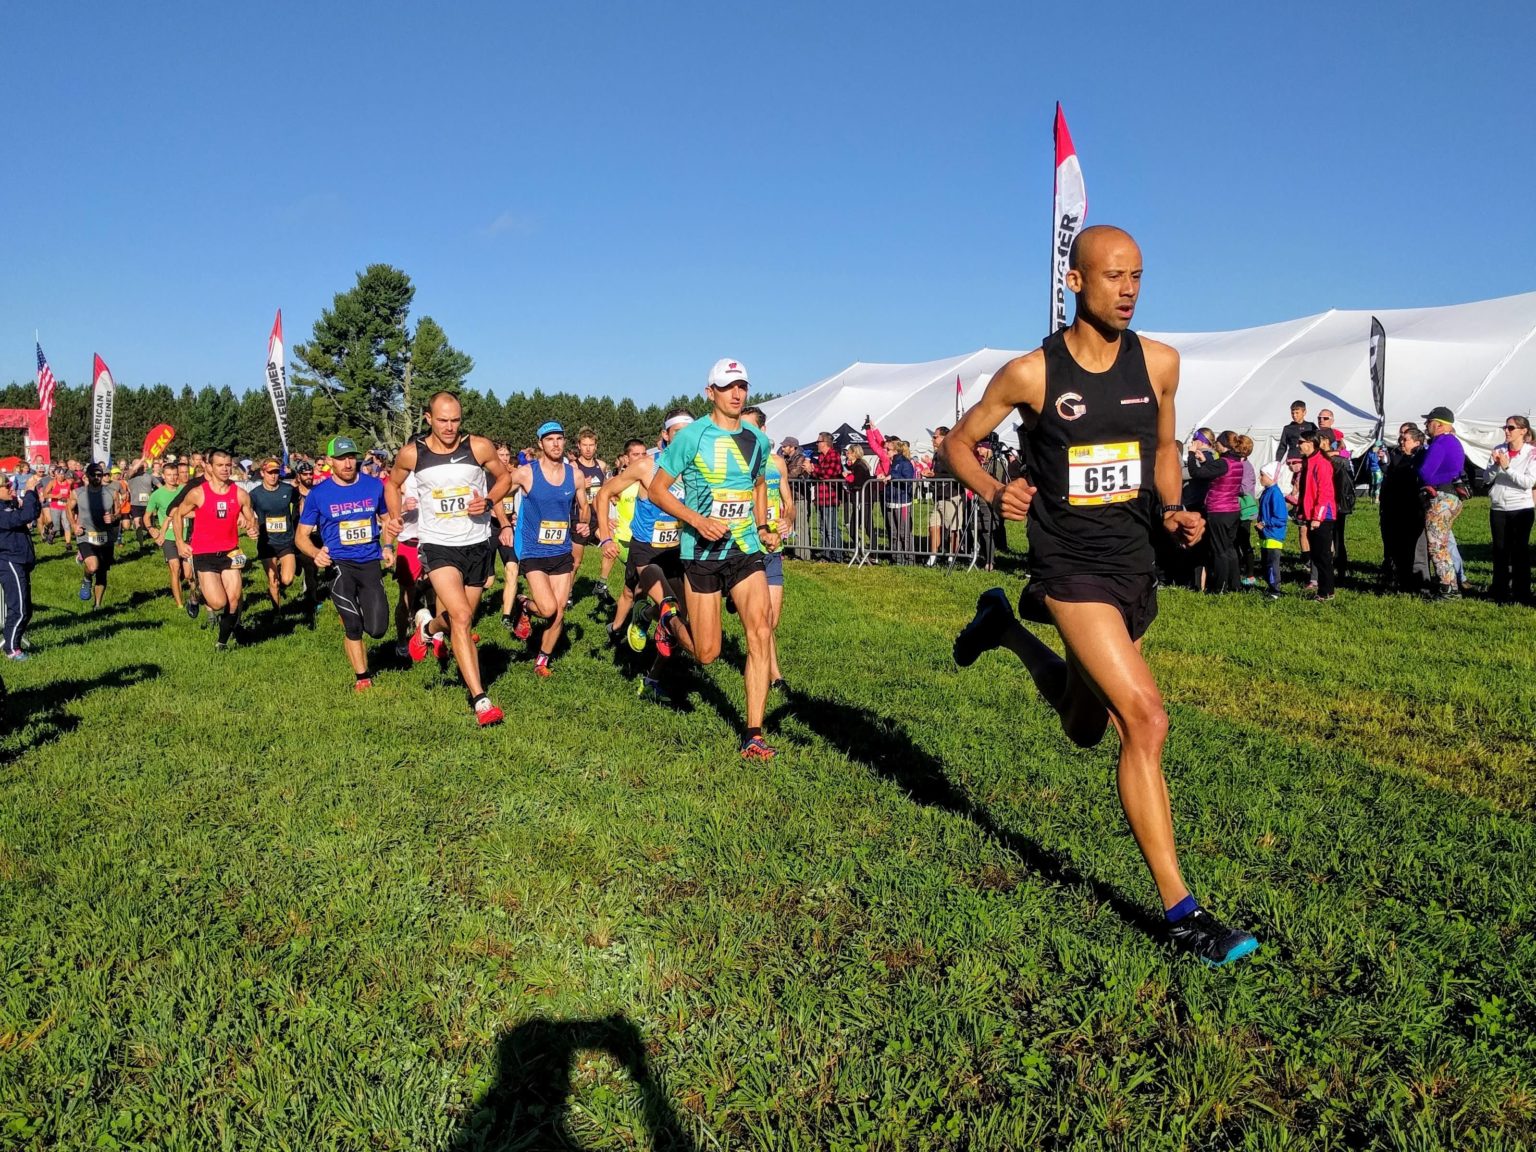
left=413, top=439, right=495, bottom=547
left=384, top=393, right=513, bottom=728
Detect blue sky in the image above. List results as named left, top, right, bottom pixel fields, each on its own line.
left=4, top=1, right=1534, bottom=407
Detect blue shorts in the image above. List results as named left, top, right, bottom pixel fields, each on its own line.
left=763, top=551, right=784, bottom=586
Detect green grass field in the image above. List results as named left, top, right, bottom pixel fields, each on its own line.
left=2, top=504, right=1533, bottom=1150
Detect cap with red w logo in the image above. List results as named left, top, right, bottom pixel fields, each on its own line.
left=707, top=358, right=750, bottom=389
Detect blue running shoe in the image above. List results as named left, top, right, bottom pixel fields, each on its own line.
left=954, top=587, right=1014, bottom=668
left=78, top=577, right=91, bottom=602
left=1167, top=908, right=1259, bottom=967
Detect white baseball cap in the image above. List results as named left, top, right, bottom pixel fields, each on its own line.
left=707, top=358, right=749, bottom=390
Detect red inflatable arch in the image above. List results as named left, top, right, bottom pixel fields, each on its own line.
left=0, top=408, right=50, bottom=466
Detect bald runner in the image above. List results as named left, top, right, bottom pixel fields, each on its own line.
left=944, top=225, right=1258, bottom=967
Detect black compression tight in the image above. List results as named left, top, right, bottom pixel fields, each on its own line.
left=333, top=561, right=390, bottom=641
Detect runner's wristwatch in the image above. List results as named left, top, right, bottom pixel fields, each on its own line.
left=1160, top=504, right=1186, bottom=516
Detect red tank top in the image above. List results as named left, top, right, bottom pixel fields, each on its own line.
left=189, top=481, right=241, bottom=553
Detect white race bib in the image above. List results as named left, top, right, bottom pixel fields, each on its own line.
left=432, top=486, right=471, bottom=518
left=1067, top=442, right=1142, bottom=506
left=264, top=515, right=289, bottom=535
left=339, top=518, right=374, bottom=545
left=538, top=519, right=568, bottom=546
left=84, top=531, right=109, bottom=547
left=711, top=489, right=753, bottom=523
left=653, top=520, right=680, bottom=547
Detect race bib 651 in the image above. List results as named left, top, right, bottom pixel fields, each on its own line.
left=1067, top=442, right=1141, bottom=506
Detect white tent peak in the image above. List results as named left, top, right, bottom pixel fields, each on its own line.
left=760, top=290, right=1536, bottom=464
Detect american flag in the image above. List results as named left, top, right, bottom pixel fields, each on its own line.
left=35, top=342, right=57, bottom=418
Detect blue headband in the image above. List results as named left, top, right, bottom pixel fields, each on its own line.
left=537, top=421, right=564, bottom=439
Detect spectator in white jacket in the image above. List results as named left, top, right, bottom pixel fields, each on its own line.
left=1487, top=414, right=1536, bottom=605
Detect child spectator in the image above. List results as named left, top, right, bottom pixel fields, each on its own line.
left=1257, top=462, right=1288, bottom=600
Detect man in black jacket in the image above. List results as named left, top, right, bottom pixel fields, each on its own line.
left=0, top=471, right=42, bottom=660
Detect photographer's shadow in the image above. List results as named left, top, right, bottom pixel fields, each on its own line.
left=451, top=1013, right=697, bottom=1152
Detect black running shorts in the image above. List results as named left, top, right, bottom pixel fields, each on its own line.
left=520, top=552, right=575, bottom=577
left=684, top=551, right=765, bottom=596
left=1018, top=571, right=1159, bottom=643
left=421, top=540, right=495, bottom=588
left=79, top=542, right=116, bottom=571
left=625, top=541, right=684, bottom=592
left=192, top=552, right=239, bottom=575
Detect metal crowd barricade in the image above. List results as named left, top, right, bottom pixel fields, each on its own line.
left=781, top=477, right=981, bottom=570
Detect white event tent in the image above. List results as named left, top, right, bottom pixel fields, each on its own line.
left=758, top=292, right=1536, bottom=467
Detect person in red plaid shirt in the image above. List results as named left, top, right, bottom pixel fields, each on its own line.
left=812, top=432, right=845, bottom=562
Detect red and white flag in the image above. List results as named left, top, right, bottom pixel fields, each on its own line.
left=955, top=375, right=963, bottom=423
left=35, top=341, right=57, bottom=418
left=265, top=310, right=292, bottom=463
left=91, top=354, right=116, bottom=466
left=1051, top=102, right=1087, bottom=334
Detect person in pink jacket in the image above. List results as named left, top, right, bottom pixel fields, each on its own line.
left=1295, top=433, right=1337, bottom=600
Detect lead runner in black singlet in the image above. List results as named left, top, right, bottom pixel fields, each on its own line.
left=942, top=225, right=1258, bottom=968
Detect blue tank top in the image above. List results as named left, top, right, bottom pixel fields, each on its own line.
left=516, top=460, right=577, bottom=559
left=628, top=474, right=685, bottom=549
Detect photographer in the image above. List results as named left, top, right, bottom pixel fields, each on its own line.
left=1185, top=428, right=1227, bottom=590
left=974, top=438, right=1009, bottom=571
left=778, top=438, right=813, bottom=560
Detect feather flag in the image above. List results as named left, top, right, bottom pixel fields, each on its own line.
left=91, top=354, right=116, bottom=466
left=1051, top=103, right=1087, bottom=334
left=265, top=310, right=293, bottom=464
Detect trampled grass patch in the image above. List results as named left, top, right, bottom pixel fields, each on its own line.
left=1, top=503, right=1533, bottom=1150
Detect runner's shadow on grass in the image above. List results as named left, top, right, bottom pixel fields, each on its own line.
left=775, top=686, right=1164, bottom=941
left=35, top=617, right=161, bottom=648
left=450, top=1013, right=697, bottom=1152
left=106, top=588, right=163, bottom=612
left=0, top=663, right=161, bottom=765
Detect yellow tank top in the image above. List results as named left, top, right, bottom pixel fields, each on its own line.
left=613, top=482, right=640, bottom=543
left=764, top=459, right=784, bottom=531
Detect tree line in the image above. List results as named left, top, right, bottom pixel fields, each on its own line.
left=0, top=377, right=731, bottom=465
left=6, top=264, right=771, bottom=464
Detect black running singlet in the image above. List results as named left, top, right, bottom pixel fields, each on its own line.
left=1023, top=329, right=1160, bottom=579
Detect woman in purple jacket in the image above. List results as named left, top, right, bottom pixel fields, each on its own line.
left=1417, top=407, right=1467, bottom=600
left=1199, top=431, right=1247, bottom=593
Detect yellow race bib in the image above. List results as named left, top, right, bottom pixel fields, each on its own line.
left=711, top=489, right=753, bottom=523
left=432, top=486, right=471, bottom=517
left=339, top=518, right=374, bottom=545
left=538, top=519, right=568, bottom=546
left=1067, top=442, right=1141, bottom=506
